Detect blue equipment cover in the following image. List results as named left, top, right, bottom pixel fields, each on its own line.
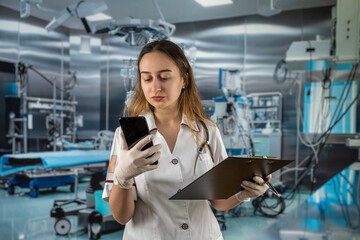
left=0, top=150, right=110, bottom=177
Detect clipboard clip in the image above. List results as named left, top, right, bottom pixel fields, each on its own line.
left=250, top=156, right=277, bottom=159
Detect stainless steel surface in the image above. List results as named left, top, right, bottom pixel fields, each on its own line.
left=100, top=37, right=141, bottom=130
left=346, top=138, right=360, bottom=149
left=307, top=133, right=360, bottom=145
left=0, top=8, right=19, bottom=63
left=69, top=32, right=102, bottom=138
left=0, top=7, right=70, bottom=152
left=173, top=18, right=245, bottom=99
left=18, top=15, right=69, bottom=141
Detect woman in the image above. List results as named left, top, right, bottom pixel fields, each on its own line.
left=103, top=40, right=270, bottom=239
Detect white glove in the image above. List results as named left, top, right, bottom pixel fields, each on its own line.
left=235, top=174, right=271, bottom=202
left=114, top=134, right=161, bottom=189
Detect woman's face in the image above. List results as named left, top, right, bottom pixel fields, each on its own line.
left=139, top=51, right=184, bottom=111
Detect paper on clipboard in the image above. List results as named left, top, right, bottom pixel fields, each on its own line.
left=169, top=157, right=293, bottom=200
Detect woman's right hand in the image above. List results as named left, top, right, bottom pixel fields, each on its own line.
left=114, top=134, right=161, bottom=189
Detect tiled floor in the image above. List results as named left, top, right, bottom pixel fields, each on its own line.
left=0, top=163, right=359, bottom=240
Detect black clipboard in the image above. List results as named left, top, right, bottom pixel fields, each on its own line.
left=169, top=157, right=293, bottom=200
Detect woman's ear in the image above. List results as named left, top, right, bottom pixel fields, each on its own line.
left=183, top=73, right=189, bottom=87
left=181, top=76, right=186, bottom=88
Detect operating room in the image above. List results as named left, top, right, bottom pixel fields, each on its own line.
left=0, top=0, right=359, bottom=239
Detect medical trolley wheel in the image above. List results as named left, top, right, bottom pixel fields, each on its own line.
left=30, top=188, right=39, bottom=198
left=54, top=217, right=71, bottom=235
left=7, top=185, right=15, bottom=195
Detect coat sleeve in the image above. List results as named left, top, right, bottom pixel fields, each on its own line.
left=102, top=127, right=137, bottom=202
left=208, top=124, right=228, bottom=166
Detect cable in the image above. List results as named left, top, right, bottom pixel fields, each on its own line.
left=321, top=61, right=332, bottom=90
left=252, top=190, right=286, bottom=218
left=297, top=63, right=358, bottom=146
left=284, top=78, right=359, bottom=201
left=306, top=40, right=313, bottom=96
left=280, top=71, right=300, bottom=95
left=257, top=63, right=357, bottom=215
left=316, top=63, right=358, bottom=141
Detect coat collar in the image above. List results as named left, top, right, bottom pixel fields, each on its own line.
left=140, top=111, right=200, bottom=132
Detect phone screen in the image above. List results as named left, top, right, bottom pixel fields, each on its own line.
left=119, top=117, right=157, bottom=165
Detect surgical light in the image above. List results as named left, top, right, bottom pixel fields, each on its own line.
left=91, top=17, right=176, bottom=46
left=194, top=0, right=233, bottom=7
left=90, top=0, right=175, bottom=46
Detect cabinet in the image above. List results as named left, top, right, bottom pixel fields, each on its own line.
left=247, top=92, right=283, bottom=157
left=247, top=92, right=282, bottom=132
left=247, top=92, right=283, bottom=184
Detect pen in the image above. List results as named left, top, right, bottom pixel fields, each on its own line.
left=264, top=179, right=280, bottom=198
left=249, top=156, right=280, bottom=197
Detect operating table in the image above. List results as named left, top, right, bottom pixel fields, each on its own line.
left=0, top=150, right=110, bottom=197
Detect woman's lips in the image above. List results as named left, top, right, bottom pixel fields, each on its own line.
left=152, top=96, right=164, bottom=101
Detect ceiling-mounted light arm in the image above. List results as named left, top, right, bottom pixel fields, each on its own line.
left=269, top=0, right=281, bottom=10
left=73, top=0, right=108, bottom=18
left=19, top=0, right=42, bottom=18
left=153, top=18, right=176, bottom=36
left=43, top=1, right=108, bottom=32
left=257, top=0, right=281, bottom=17
left=152, top=0, right=175, bottom=36
left=45, top=7, right=72, bottom=31
left=153, top=0, right=165, bottom=21
left=34, top=2, right=57, bottom=15
left=80, top=18, right=91, bottom=33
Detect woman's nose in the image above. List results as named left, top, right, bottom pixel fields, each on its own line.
left=151, top=79, right=161, bottom=92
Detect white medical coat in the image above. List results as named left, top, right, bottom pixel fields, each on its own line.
left=103, top=112, right=228, bottom=240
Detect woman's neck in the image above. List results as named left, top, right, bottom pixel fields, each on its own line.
left=154, top=107, right=182, bottom=127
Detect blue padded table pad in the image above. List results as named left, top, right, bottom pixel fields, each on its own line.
left=0, top=150, right=110, bottom=177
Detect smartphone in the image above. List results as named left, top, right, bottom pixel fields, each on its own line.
left=119, top=116, right=158, bottom=165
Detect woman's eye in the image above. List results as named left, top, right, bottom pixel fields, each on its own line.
left=160, top=77, right=169, bottom=81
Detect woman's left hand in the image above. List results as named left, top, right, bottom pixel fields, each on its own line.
left=236, top=174, right=271, bottom=200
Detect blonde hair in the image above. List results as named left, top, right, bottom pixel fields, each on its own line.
left=127, top=40, right=214, bottom=138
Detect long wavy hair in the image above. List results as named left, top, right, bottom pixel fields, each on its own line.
left=127, top=40, right=213, bottom=136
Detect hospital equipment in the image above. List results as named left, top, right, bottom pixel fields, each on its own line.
left=285, top=0, right=360, bottom=71
left=20, top=0, right=108, bottom=33
left=211, top=69, right=287, bottom=218
left=9, top=62, right=79, bottom=153
left=247, top=92, right=282, bottom=158
left=0, top=150, right=110, bottom=197
left=264, top=0, right=360, bottom=220
left=90, top=0, right=175, bottom=46
left=50, top=172, right=123, bottom=239
left=211, top=68, right=252, bottom=156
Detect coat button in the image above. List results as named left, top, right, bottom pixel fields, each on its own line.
left=181, top=223, right=189, bottom=230
left=171, top=159, right=178, bottom=165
